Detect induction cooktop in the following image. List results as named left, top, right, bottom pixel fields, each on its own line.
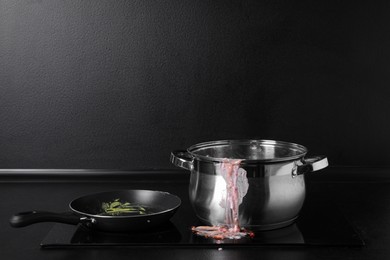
left=41, top=198, right=364, bottom=248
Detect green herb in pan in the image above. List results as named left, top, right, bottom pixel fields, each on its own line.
left=101, top=198, right=146, bottom=215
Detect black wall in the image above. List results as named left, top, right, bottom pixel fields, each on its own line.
left=1, top=1, right=390, bottom=169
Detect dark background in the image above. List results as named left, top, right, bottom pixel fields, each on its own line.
left=1, top=0, right=389, bottom=169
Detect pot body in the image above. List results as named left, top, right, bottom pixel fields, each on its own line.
left=171, top=140, right=328, bottom=230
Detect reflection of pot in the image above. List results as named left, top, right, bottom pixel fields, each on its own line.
left=171, top=140, right=328, bottom=230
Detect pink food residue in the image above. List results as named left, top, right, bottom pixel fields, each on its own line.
left=191, top=159, right=253, bottom=240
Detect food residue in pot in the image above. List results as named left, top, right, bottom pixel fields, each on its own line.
left=191, top=159, right=253, bottom=240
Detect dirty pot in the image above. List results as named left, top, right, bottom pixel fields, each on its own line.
left=171, top=140, right=328, bottom=230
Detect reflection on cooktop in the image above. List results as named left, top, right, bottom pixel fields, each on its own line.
left=189, top=223, right=304, bottom=245
left=41, top=199, right=364, bottom=248
left=70, top=222, right=182, bottom=244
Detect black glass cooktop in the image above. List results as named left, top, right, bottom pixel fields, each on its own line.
left=41, top=198, right=364, bottom=248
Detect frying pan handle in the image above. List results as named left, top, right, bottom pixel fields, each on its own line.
left=170, top=150, right=194, bottom=170
left=296, top=156, right=328, bottom=176
left=9, top=211, right=81, bottom=228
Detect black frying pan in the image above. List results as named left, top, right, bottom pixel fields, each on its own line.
left=9, top=190, right=181, bottom=232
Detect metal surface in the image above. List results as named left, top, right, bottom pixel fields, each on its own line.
left=187, top=140, right=308, bottom=163
left=171, top=140, right=328, bottom=230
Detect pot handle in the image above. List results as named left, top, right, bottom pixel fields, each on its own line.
left=296, top=156, right=328, bottom=176
left=170, top=150, right=194, bottom=170
left=9, top=211, right=82, bottom=228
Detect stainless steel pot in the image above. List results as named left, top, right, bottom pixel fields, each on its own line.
left=171, top=140, right=328, bottom=230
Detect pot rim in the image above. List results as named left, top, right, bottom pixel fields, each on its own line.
left=187, top=139, right=308, bottom=163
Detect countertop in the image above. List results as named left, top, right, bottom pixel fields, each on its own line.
left=1, top=167, right=389, bottom=260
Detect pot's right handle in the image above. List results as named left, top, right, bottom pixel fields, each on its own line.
left=170, top=150, right=194, bottom=170
left=296, top=156, right=328, bottom=175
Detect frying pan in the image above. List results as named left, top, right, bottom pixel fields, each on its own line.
left=9, top=190, right=181, bottom=232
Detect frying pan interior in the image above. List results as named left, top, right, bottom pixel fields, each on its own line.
left=71, top=190, right=181, bottom=217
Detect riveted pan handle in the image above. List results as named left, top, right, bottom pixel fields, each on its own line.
left=296, top=156, right=328, bottom=175
left=170, top=150, right=194, bottom=170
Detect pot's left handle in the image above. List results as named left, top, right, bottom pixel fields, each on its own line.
left=296, top=156, right=329, bottom=175
left=170, top=150, right=193, bottom=170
